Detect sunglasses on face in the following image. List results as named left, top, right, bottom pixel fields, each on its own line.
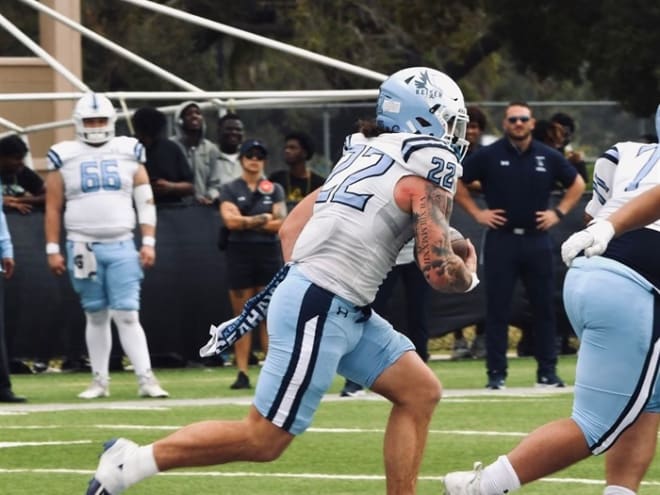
left=244, top=151, right=266, bottom=160
left=507, top=116, right=531, bottom=124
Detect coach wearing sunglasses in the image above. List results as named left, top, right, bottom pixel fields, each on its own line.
left=218, top=140, right=287, bottom=390
left=454, top=101, right=585, bottom=391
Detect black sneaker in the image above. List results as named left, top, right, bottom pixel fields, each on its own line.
left=535, top=373, right=565, bottom=388
left=0, top=390, right=27, bottom=403
left=230, top=371, right=251, bottom=390
left=340, top=380, right=365, bottom=397
left=485, top=376, right=506, bottom=390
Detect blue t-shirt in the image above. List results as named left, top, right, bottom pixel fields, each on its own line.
left=461, top=138, right=578, bottom=230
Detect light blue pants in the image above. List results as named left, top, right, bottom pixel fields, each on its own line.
left=67, top=240, right=143, bottom=312
left=254, top=265, right=414, bottom=435
left=563, top=256, right=660, bottom=454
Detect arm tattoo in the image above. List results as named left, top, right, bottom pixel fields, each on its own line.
left=414, top=184, right=470, bottom=293
left=273, top=202, right=287, bottom=220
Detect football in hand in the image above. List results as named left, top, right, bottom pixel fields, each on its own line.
left=449, top=227, right=470, bottom=261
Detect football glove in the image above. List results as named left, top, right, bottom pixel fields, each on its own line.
left=561, top=220, right=615, bottom=266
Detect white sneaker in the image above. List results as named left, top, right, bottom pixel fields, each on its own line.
left=86, top=438, right=136, bottom=495
left=137, top=371, right=169, bottom=398
left=443, top=462, right=484, bottom=495
left=78, top=376, right=110, bottom=399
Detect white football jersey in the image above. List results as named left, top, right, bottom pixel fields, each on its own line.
left=47, top=136, right=145, bottom=242
left=587, top=141, right=660, bottom=233
left=292, top=132, right=462, bottom=306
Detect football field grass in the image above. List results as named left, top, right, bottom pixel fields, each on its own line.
left=2, top=355, right=659, bottom=494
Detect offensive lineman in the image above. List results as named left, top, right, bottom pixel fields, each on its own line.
left=45, top=93, right=168, bottom=399
left=444, top=117, right=660, bottom=495
left=85, top=67, right=478, bottom=495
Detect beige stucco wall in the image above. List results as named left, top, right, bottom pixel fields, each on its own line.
left=0, top=0, right=81, bottom=170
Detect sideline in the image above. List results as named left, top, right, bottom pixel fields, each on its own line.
left=0, top=386, right=573, bottom=413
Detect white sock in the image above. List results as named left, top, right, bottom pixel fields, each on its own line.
left=481, top=455, right=521, bottom=495
left=84, top=309, right=112, bottom=380
left=110, top=309, right=153, bottom=376
left=121, top=444, right=159, bottom=487
left=604, top=485, right=636, bottom=495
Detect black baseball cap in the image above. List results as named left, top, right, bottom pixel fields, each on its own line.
left=239, top=139, right=268, bottom=157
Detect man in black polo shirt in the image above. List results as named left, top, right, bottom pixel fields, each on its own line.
left=455, top=101, right=585, bottom=390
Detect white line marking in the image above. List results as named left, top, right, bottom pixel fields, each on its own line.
left=0, top=387, right=572, bottom=413
left=0, top=440, right=91, bottom=449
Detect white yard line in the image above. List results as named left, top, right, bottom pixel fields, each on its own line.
left=0, top=386, right=572, bottom=413
left=0, top=440, right=91, bottom=448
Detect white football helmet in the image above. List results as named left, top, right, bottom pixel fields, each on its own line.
left=72, top=93, right=117, bottom=144
left=377, top=67, right=469, bottom=160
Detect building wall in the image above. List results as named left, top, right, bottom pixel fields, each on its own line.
left=0, top=0, right=81, bottom=170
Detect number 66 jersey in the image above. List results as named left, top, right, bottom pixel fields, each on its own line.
left=47, top=136, right=145, bottom=242
left=292, top=131, right=462, bottom=306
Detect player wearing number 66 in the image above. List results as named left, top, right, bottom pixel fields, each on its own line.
left=45, top=93, right=168, bottom=400
left=85, top=68, right=478, bottom=495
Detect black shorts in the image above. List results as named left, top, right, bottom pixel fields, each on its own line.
left=225, top=242, right=284, bottom=290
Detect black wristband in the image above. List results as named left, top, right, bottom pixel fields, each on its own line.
left=553, top=208, right=565, bottom=219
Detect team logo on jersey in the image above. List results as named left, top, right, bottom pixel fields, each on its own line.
left=258, top=179, right=275, bottom=195
left=534, top=156, right=547, bottom=172
left=499, top=160, right=510, bottom=167
left=413, top=71, right=443, bottom=99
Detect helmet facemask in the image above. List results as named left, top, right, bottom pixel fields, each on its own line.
left=73, top=93, right=117, bottom=145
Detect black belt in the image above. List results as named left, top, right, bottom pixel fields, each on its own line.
left=496, top=226, right=545, bottom=236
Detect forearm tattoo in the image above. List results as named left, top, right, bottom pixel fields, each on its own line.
left=414, top=184, right=470, bottom=293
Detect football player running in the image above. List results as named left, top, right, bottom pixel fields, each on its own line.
left=444, top=104, right=660, bottom=495
left=85, top=67, right=477, bottom=495
left=45, top=93, right=168, bottom=400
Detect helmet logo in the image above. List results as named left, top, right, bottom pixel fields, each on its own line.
left=413, top=71, right=443, bottom=99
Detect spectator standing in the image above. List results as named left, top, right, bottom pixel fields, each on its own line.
left=86, top=67, right=476, bottom=495
left=0, top=135, right=45, bottom=214
left=218, top=139, right=286, bottom=389
left=532, top=119, right=566, bottom=150
left=454, top=101, right=585, bottom=390
left=550, top=112, right=589, bottom=184
left=445, top=129, right=660, bottom=495
left=45, top=93, right=169, bottom=399
left=0, top=183, right=23, bottom=402
left=269, top=131, right=325, bottom=211
left=131, top=107, right=194, bottom=204
left=216, top=112, right=244, bottom=186
left=451, top=105, right=488, bottom=360
left=170, top=101, right=221, bottom=204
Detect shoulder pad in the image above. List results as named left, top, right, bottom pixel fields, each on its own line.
left=108, top=136, right=145, bottom=163
left=46, top=140, right=84, bottom=170
left=401, top=135, right=457, bottom=162
left=398, top=135, right=463, bottom=191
